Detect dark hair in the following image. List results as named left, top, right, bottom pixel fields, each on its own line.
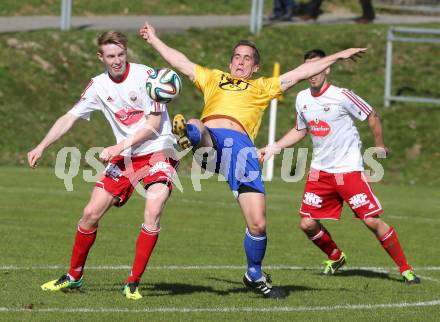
left=304, top=49, right=326, bottom=61
left=231, top=40, right=260, bottom=65
left=97, top=31, right=128, bottom=53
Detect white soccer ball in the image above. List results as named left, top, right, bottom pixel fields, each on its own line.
left=146, top=68, right=182, bottom=104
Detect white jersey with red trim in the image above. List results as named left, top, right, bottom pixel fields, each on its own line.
left=295, top=84, right=373, bottom=173
left=68, top=63, right=176, bottom=157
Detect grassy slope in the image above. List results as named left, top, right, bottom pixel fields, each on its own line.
left=1, top=0, right=272, bottom=16
left=0, top=0, right=362, bottom=16
left=1, top=23, right=439, bottom=185
left=0, top=0, right=431, bottom=17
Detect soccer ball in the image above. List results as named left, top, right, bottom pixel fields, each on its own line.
left=146, top=68, right=182, bottom=104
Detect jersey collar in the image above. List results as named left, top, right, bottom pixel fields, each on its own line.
left=311, top=83, right=331, bottom=97
left=108, top=62, right=130, bottom=84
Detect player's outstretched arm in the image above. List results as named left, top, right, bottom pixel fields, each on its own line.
left=258, top=128, right=307, bottom=162
left=279, top=48, right=368, bottom=92
left=99, top=112, right=162, bottom=162
left=139, top=22, right=196, bottom=81
left=27, top=113, right=78, bottom=168
left=368, top=110, right=388, bottom=157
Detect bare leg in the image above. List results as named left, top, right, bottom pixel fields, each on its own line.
left=363, top=215, right=389, bottom=237
left=299, top=217, right=320, bottom=237
left=79, top=186, right=117, bottom=229
left=143, top=182, right=171, bottom=230
left=238, top=191, right=266, bottom=235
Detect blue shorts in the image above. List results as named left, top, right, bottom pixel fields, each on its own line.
left=206, top=128, right=265, bottom=196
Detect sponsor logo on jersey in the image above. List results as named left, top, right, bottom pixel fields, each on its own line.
left=348, top=193, right=371, bottom=209
left=308, top=119, right=331, bottom=137
left=303, top=192, right=323, bottom=208
left=219, top=74, right=249, bottom=91
left=107, top=96, right=113, bottom=102
left=324, top=105, right=330, bottom=112
left=129, top=91, right=138, bottom=102
left=115, top=107, right=144, bottom=126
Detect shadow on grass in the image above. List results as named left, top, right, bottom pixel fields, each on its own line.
left=334, top=269, right=401, bottom=282
left=63, top=281, right=355, bottom=299
left=74, top=272, right=396, bottom=297
left=205, top=276, right=339, bottom=298
left=145, top=282, right=230, bottom=296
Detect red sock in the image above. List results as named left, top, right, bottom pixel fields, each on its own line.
left=127, top=225, right=160, bottom=284
left=68, top=225, right=97, bottom=280
left=379, top=227, right=411, bottom=273
left=310, top=228, right=342, bottom=261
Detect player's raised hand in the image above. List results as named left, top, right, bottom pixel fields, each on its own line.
left=337, top=48, right=368, bottom=62
left=27, top=147, right=43, bottom=169
left=139, top=22, right=157, bottom=43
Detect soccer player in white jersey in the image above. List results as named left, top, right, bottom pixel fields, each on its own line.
left=27, top=31, right=178, bottom=299
left=259, top=49, right=420, bottom=284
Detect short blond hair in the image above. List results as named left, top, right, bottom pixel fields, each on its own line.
left=97, top=31, right=128, bottom=53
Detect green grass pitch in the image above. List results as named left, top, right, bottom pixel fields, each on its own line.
left=0, top=166, right=439, bottom=321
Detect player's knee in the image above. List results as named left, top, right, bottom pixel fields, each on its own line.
left=299, top=217, right=317, bottom=233
left=247, top=221, right=266, bottom=235
left=364, top=216, right=382, bottom=231
left=82, top=206, right=101, bottom=225
left=144, top=207, right=162, bottom=222
left=187, top=119, right=207, bottom=134
left=187, top=118, right=200, bottom=126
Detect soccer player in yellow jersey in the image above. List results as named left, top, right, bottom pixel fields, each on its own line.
left=140, top=21, right=366, bottom=298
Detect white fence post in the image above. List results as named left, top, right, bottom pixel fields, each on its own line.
left=384, top=28, right=393, bottom=107
left=264, top=62, right=280, bottom=181
left=250, top=0, right=264, bottom=34
left=61, top=0, right=72, bottom=31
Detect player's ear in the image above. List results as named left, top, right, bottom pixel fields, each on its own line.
left=97, top=51, right=103, bottom=63
left=252, top=64, right=260, bottom=73
left=325, top=67, right=330, bottom=75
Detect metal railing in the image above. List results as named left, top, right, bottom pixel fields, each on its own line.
left=376, top=0, right=440, bottom=15
left=384, top=27, right=440, bottom=107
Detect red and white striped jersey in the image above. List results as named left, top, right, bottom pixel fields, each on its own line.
left=68, top=63, right=176, bottom=157
left=295, top=84, right=372, bottom=173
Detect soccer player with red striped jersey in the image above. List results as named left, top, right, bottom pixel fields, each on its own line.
left=259, top=49, right=420, bottom=284
left=27, top=31, right=178, bottom=299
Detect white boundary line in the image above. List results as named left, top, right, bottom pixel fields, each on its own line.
left=1, top=265, right=440, bottom=271
left=1, top=300, right=440, bottom=313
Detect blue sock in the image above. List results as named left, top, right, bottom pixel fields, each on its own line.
left=244, top=228, right=267, bottom=281
left=186, top=124, right=201, bottom=146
